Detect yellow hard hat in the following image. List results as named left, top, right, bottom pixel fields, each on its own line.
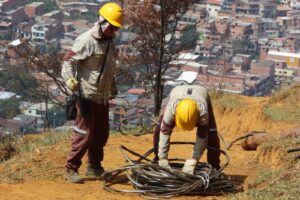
left=175, top=99, right=198, bottom=130
left=99, top=2, right=123, bottom=28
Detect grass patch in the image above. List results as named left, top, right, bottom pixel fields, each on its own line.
left=269, top=84, right=300, bottom=104
left=0, top=132, right=70, bottom=183
left=230, top=137, right=300, bottom=200
left=230, top=162, right=300, bottom=200
left=263, top=105, right=300, bottom=123
left=0, top=157, right=62, bottom=183
left=209, top=90, right=245, bottom=109
left=260, top=137, right=300, bottom=150
left=16, top=132, right=70, bottom=153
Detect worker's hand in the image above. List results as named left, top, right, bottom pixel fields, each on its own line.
left=182, top=158, right=198, bottom=175
left=66, top=77, right=79, bottom=92
left=158, top=158, right=172, bottom=170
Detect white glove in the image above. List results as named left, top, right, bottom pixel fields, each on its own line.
left=158, top=158, right=172, bottom=170
left=182, top=159, right=198, bottom=175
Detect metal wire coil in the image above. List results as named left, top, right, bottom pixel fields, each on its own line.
left=102, top=142, right=242, bottom=199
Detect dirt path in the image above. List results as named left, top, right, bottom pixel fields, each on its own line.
left=0, top=131, right=267, bottom=200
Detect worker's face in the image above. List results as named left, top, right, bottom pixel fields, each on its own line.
left=99, top=17, right=120, bottom=38
left=103, top=22, right=120, bottom=38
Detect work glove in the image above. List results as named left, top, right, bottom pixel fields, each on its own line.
left=182, top=158, right=198, bottom=175
left=158, top=158, right=172, bottom=170
left=66, top=77, right=79, bottom=92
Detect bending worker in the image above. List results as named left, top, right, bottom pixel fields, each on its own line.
left=153, top=85, right=221, bottom=175
left=61, top=2, right=122, bottom=183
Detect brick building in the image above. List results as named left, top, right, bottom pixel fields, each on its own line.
left=24, top=2, right=44, bottom=19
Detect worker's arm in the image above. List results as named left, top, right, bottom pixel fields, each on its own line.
left=61, top=36, right=90, bottom=86
left=157, top=100, right=177, bottom=169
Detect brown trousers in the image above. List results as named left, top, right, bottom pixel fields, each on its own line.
left=153, top=98, right=221, bottom=169
left=66, top=99, right=109, bottom=171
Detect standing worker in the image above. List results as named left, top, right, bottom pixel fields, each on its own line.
left=153, top=85, right=221, bottom=175
left=61, top=2, right=123, bottom=183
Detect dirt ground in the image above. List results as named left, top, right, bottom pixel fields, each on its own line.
left=0, top=132, right=264, bottom=200
left=0, top=96, right=297, bottom=200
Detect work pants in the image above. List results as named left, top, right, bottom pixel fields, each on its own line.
left=66, top=99, right=109, bottom=171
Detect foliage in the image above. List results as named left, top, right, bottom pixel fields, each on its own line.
left=0, top=62, right=39, bottom=100
left=232, top=38, right=255, bottom=54
left=47, top=106, right=65, bottom=128
left=0, top=31, right=15, bottom=40
left=120, top=0, right=198, bottom=115
left=11, top=41, right=67, bottom=104
left=1, top=40, right=67, bottom=130
left=0, top=98, right=20, bottom=119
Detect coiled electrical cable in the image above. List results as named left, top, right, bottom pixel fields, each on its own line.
left=102, top=142, right=242, bottom=199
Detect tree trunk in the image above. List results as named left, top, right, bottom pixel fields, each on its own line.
left=43, top=97, right=49, bottom=132
left=154, top=0, right=165, bottom=116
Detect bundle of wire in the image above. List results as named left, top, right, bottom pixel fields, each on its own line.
left=102, top=142, right=242, bottom=199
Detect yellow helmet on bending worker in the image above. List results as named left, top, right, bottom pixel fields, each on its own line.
left=99, top=2, right=123, bottom=28
left=175, top=99, right=198, bottom=131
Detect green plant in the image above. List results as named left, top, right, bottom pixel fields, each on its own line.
left=209, top=90, right=245, bottom=109
left=0, top=132, right=70, bottom=183
left=269, top=84, right=300, bottom=104
left=230, top=137, right=300, bottom=200
left=263, top=105, right=300, bottom=123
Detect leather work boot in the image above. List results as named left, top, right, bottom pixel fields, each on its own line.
left=85, top=165, right=105, bottom=178
left=64, top=169, right=83, bottom=183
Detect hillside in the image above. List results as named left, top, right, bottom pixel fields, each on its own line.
left=0, top=85, right=299, bottom=200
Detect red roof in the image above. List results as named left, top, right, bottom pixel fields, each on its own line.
left=207, top=0, right=221, bottom=5
left=0, top=22, right=11, bottom=27
left=127, top=88, right=146, bottom=95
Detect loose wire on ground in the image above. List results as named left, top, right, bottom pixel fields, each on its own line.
left=102, top=142, right=242, bottom=199
left=226, top=131, right=267, bottom=150
left=287, top=147, right=300, bottom=159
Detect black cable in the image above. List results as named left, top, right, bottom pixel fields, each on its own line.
left=227, top=132, right=267, bottom=150
left=102, top=142, right=242, bottom=199
left=287, top=147, right=300, bottom=153
left=287, top=147, right=300, bottom=160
